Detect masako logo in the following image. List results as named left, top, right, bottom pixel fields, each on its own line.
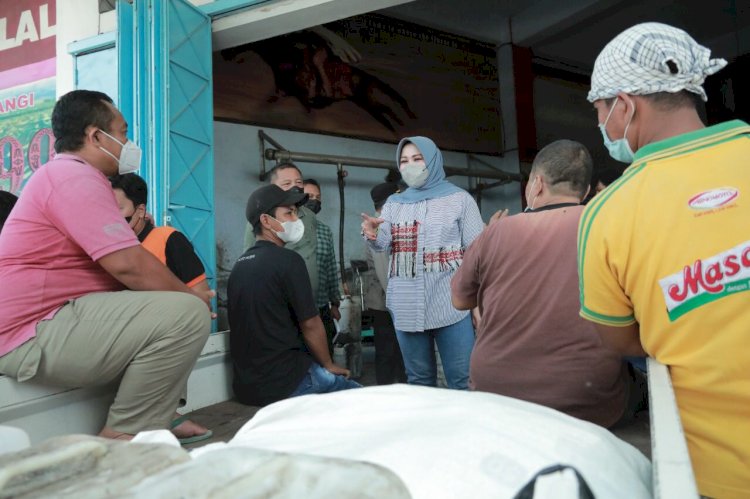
left=659, top=240, right=750, bottom=321
left=688, top=187, right=738, bottom=210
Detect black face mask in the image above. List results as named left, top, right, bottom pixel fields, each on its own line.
left=306, top=199, right=321, bottom=214
left=290, top=186, right=304, bottom=194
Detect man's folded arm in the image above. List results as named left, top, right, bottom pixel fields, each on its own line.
left=98, top=245, right=192, bottom=293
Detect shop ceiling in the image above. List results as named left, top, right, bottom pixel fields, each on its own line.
left=207, top=0, right=749, bottom=73
left=383, top=0, right=749, bottom=73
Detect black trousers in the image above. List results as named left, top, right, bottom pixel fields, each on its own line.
left=369, top=309, right=407, bottom=385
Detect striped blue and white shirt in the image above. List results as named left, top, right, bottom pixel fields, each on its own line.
left=366, top=191, right=484, bottom=332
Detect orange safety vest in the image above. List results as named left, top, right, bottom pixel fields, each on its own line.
left=142, top=226, right=206, bottom=288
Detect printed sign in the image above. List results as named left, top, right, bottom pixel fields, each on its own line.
left=0, top=0, right=57, bottom=194
left=688, top=187, right=738, bottom=210
left=659, top=240, right=750, bottom=321
left=213, top=13, right=501, bottom=154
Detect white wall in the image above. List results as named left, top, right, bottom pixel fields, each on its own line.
left=213, top=122, right=521, bottom=321
left=55, top=0, right=116, bottom=97
left=55, top=0, right=225, bottom=97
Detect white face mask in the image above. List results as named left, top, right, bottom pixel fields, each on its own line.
left=599, top=97, right=635, bottom=164
left=400, top=162, right=429, bottom=188
left=270, top=216, right=304, bottom=244
left=98, top=129, right=142, bottom=174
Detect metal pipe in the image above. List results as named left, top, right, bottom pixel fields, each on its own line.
left=265, top=149, right=520, bottom=182
left=257, top=130, right=290, bottom=181
left=468, top=178, right=514, bottom=194
left=336, top=163, right=347, bottom=291
left=257, top=130, right=268, bottom=181
left=468, top=153, right=508, bottom=173
left=258, top=129, right=287, bottom=152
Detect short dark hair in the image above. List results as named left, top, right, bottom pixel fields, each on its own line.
left=531, top=139, right=593, bottom=198
left=371, top=182, right=399, bottom=212
left=110, top=173, right=148, bottom=207
left=303, top=178, right=320, bottom=189
left=252, top=207, right=280, bottom=235
left=268, top=162, right=301, bottom=183
left=0, top=190, right=19, bottom=233
left=51, top=90, right=116, bottom=153
left=642, top=90, right=703, bottom=111
left=605, top=90, right=701, bottom=112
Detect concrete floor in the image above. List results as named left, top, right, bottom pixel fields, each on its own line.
left=182, top=344, right=651, bottom=459
left=182, top=343, right=378, bottom=450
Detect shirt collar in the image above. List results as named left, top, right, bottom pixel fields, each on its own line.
left=633, top=119, right=750, bottom=162
left=527, top=202, right=579, bottom=213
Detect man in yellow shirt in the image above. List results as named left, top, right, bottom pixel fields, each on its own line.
left=579, top=22, right=749, bottom=498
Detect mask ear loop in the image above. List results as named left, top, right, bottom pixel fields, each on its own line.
left=268, top=214, right=288, bottom=233
left=530, top=178, right=540, bottom=210
left=526, top=176, right=538, bottom=210
left=602, top=97, right=619, bottom=128
left=98, top=129, right=126, bottom=147
left=622, top=99, right=636, bottom=141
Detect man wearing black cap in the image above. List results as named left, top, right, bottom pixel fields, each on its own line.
left=228, top=184, right=359, bottom=406
left=363, top=182, right=407, bottom=384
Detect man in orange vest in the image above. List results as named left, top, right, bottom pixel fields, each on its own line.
left=110, top=173, right=212, bottom=444
left=110, top=174, right=208, bottom=293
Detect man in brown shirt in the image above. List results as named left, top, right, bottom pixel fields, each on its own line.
left=451, top=139, right=628, bottom=427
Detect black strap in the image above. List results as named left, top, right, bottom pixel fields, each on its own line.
left=527, top=202, right=579, bottom=213
left=512, top=464, right=595, bottom=499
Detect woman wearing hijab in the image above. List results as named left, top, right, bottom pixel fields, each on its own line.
left=361, top=136, right=484, bottom=389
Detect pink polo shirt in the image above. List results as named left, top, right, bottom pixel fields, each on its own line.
left=0, top=153, right=139, bottom=357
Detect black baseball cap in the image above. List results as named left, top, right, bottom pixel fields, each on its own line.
left=246, top=184, right=308, bottom=226
left=370, top=182, right=400, bottom=206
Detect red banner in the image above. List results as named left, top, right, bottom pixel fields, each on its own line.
left=0, top=0, right=56, bottom=73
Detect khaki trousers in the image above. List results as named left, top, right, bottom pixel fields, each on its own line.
left=0, top=291, right=210, bottom=434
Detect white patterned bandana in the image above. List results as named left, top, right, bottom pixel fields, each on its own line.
left=588, top=22, right=727, bottom=103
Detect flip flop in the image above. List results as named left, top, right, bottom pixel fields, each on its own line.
left=171, top=414, right=214, bottom=445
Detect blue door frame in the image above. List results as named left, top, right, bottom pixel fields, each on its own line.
left=114, top=0, right=279, bottom=329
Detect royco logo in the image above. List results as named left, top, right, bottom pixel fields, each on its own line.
left=688, top=187, right=738, bottom=210
left=659, top=240, right=750, bottom=321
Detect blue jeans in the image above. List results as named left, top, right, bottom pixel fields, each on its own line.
left=396, top=314, right=474, bottom=390
left=289, top=362, right=362, bottom=397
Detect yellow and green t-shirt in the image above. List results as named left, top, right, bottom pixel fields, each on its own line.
left=578, top=120, right=750, bottom=499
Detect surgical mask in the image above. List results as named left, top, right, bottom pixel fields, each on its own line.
left=270, top=216, right=304, bottom=244
left=305, top=199, right=321, bottom=214
left=599, top=98, right=635, bottom=164
left=400, top=162, right=429, bottom=188
left=98, top=130, right=142, bottom=174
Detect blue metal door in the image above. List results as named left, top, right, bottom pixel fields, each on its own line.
left=118, top=0, right=216, bottom=309
left=153, top=0, right=216, bottom=294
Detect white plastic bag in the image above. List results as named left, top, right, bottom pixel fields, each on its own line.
left=220, top=385, right=652, bottom=499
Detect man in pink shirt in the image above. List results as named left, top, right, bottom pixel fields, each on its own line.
left=0, top=90, right=212, bottom=441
